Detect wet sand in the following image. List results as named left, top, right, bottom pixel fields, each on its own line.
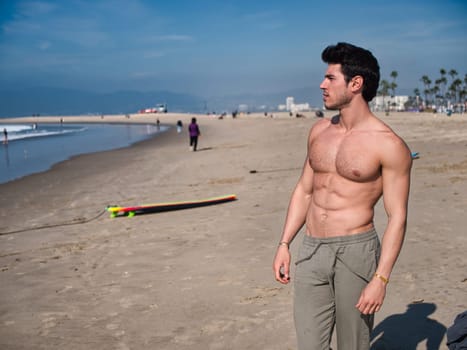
left=1, top=111, right=466, bottom=349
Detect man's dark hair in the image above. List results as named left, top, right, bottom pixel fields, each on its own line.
left=321, top=42, right=380, bottom=102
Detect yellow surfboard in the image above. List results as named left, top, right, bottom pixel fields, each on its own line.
left=106, top=194, right=237, bottom=218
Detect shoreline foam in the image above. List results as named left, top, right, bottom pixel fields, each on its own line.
left=0, top=122, right=170, bottom=185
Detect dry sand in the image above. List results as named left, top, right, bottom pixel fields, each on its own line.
left=0, top=111, right=466, bottom=349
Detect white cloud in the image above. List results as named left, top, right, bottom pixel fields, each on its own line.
left=150, top=35, right=194, bottom=42
left=240, top=10, right=284, bottom=31
left=130, top=71, right=159, bottom=78
left=38, top=40, right=51, bottom=50
left=17, top=1, right=56, bottom=17
left=242, top=10, right=279, bottom=21
left=2, top=19, right=41, bottom=34
left=2, top=2, right=108, bottom=48
left=143, top=51, right=165, bottom=59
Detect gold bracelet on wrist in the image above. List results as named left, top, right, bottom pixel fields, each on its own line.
left=278, top=241, right=289, bottom=248
left=374, top=273, right=389, bottom=284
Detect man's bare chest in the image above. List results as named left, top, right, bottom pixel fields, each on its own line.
left=309, top=133, right=382, bottom=182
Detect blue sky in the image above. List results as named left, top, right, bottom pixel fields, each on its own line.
left=0, top=0, right=466, bottom=99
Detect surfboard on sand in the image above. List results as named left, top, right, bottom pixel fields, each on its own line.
left=106, top=194, right=237, bottom=218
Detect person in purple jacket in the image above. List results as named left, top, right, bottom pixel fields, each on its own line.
left=188, top=117, right=201, bottom=151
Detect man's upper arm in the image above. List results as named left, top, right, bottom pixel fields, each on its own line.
left=297, top=151, right=314, bottom=196
left=381, top=136, right=412, bottom=221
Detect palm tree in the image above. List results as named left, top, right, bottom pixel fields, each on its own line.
left=420, top=75, right=432, bottom=105
left=460, top=88, right=466, bottom=108
left=436, top=77, right=448, bottom=107
left=432, top=85, right=440, bottom=108
left=450, top=78, right=463, bottom=103
left=378, top=79, right=391, bottom=113
left=463, top=74, right=467, bottom=107
left=413, top=88, right=421, bottom=110
left=445, top=69, right=459, bottom=107
left=449, top=69, right=458, bottom=82
left=390, top=71, right=398, bottom=97
left=439, top=69, right=447, bottom=99
left=435, top=79, right=442, bottom=96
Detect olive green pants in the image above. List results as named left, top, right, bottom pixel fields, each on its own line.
left=294, top=229, right=380, bottom=350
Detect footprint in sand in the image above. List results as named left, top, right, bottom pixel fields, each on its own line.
left=119, top=297, right=133, bottom=308
left=238, top=287, right=283, bottom=305
left=106, top=321, right=126, bottom=337
left=106, top=323, right=119, bottom=330
left=39, top=312, right=69, bottom=336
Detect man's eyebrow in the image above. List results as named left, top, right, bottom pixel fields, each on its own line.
left=325, top=74, right=335, bottom=79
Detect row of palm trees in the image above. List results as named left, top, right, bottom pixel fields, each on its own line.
left=418, top=69, right=466, bottom=107
left=378, top=69, right=466, bottom=111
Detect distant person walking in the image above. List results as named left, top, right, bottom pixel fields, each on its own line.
left=177, top=120, right=183, bottom=133
left=3, top=128, right=7, bottom=145
left=188, top=117, right=201, bottom=151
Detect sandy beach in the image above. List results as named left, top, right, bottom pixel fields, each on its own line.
left=0, top=111, right=466, bottom=349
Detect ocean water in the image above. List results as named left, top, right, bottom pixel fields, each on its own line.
left=0, top=123, right=168, bottom=184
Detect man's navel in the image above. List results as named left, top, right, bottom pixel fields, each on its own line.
left=320, top=213, right=328, bottom=221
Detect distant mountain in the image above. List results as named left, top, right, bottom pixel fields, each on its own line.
left=0, top=86, right=321, bottom=117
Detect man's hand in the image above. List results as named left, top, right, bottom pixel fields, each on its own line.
left=355, top=277, right=387, bottom=314
left=273, top=246, right=291, bottom=284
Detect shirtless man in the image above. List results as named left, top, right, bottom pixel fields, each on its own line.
left=273, top=42, right=412, bottom=350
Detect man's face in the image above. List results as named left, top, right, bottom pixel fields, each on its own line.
left=319, top=64, right=352, bottom=110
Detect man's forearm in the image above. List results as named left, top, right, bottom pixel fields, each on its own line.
left=376, top=217, right=407, bottom=280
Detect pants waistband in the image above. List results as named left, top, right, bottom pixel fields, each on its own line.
left=296, top=228, right=378, bottom=266
left=302, top=227, right=378, bottom=247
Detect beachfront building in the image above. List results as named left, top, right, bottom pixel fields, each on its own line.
left=371, top=95, right=409, bottom=112
left=291, top=103, right=311, bottom=113
left=280, top=97, right=311, bottom=113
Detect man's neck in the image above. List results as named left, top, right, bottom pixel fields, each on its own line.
left=338, top=99, right=372, bottom=131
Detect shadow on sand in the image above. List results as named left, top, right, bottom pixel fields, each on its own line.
left=371, top=303, right=446, bottom=350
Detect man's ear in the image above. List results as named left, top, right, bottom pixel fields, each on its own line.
left=350, top=75, right=364, bottom=93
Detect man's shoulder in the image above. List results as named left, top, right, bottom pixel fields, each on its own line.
left=310, top=116, right=334, bottom=134
left=372, top=125, right=412, bottom=169
left=371, top=118, right=407, bottom=146
left=307, top=118, right=330, bottom=144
